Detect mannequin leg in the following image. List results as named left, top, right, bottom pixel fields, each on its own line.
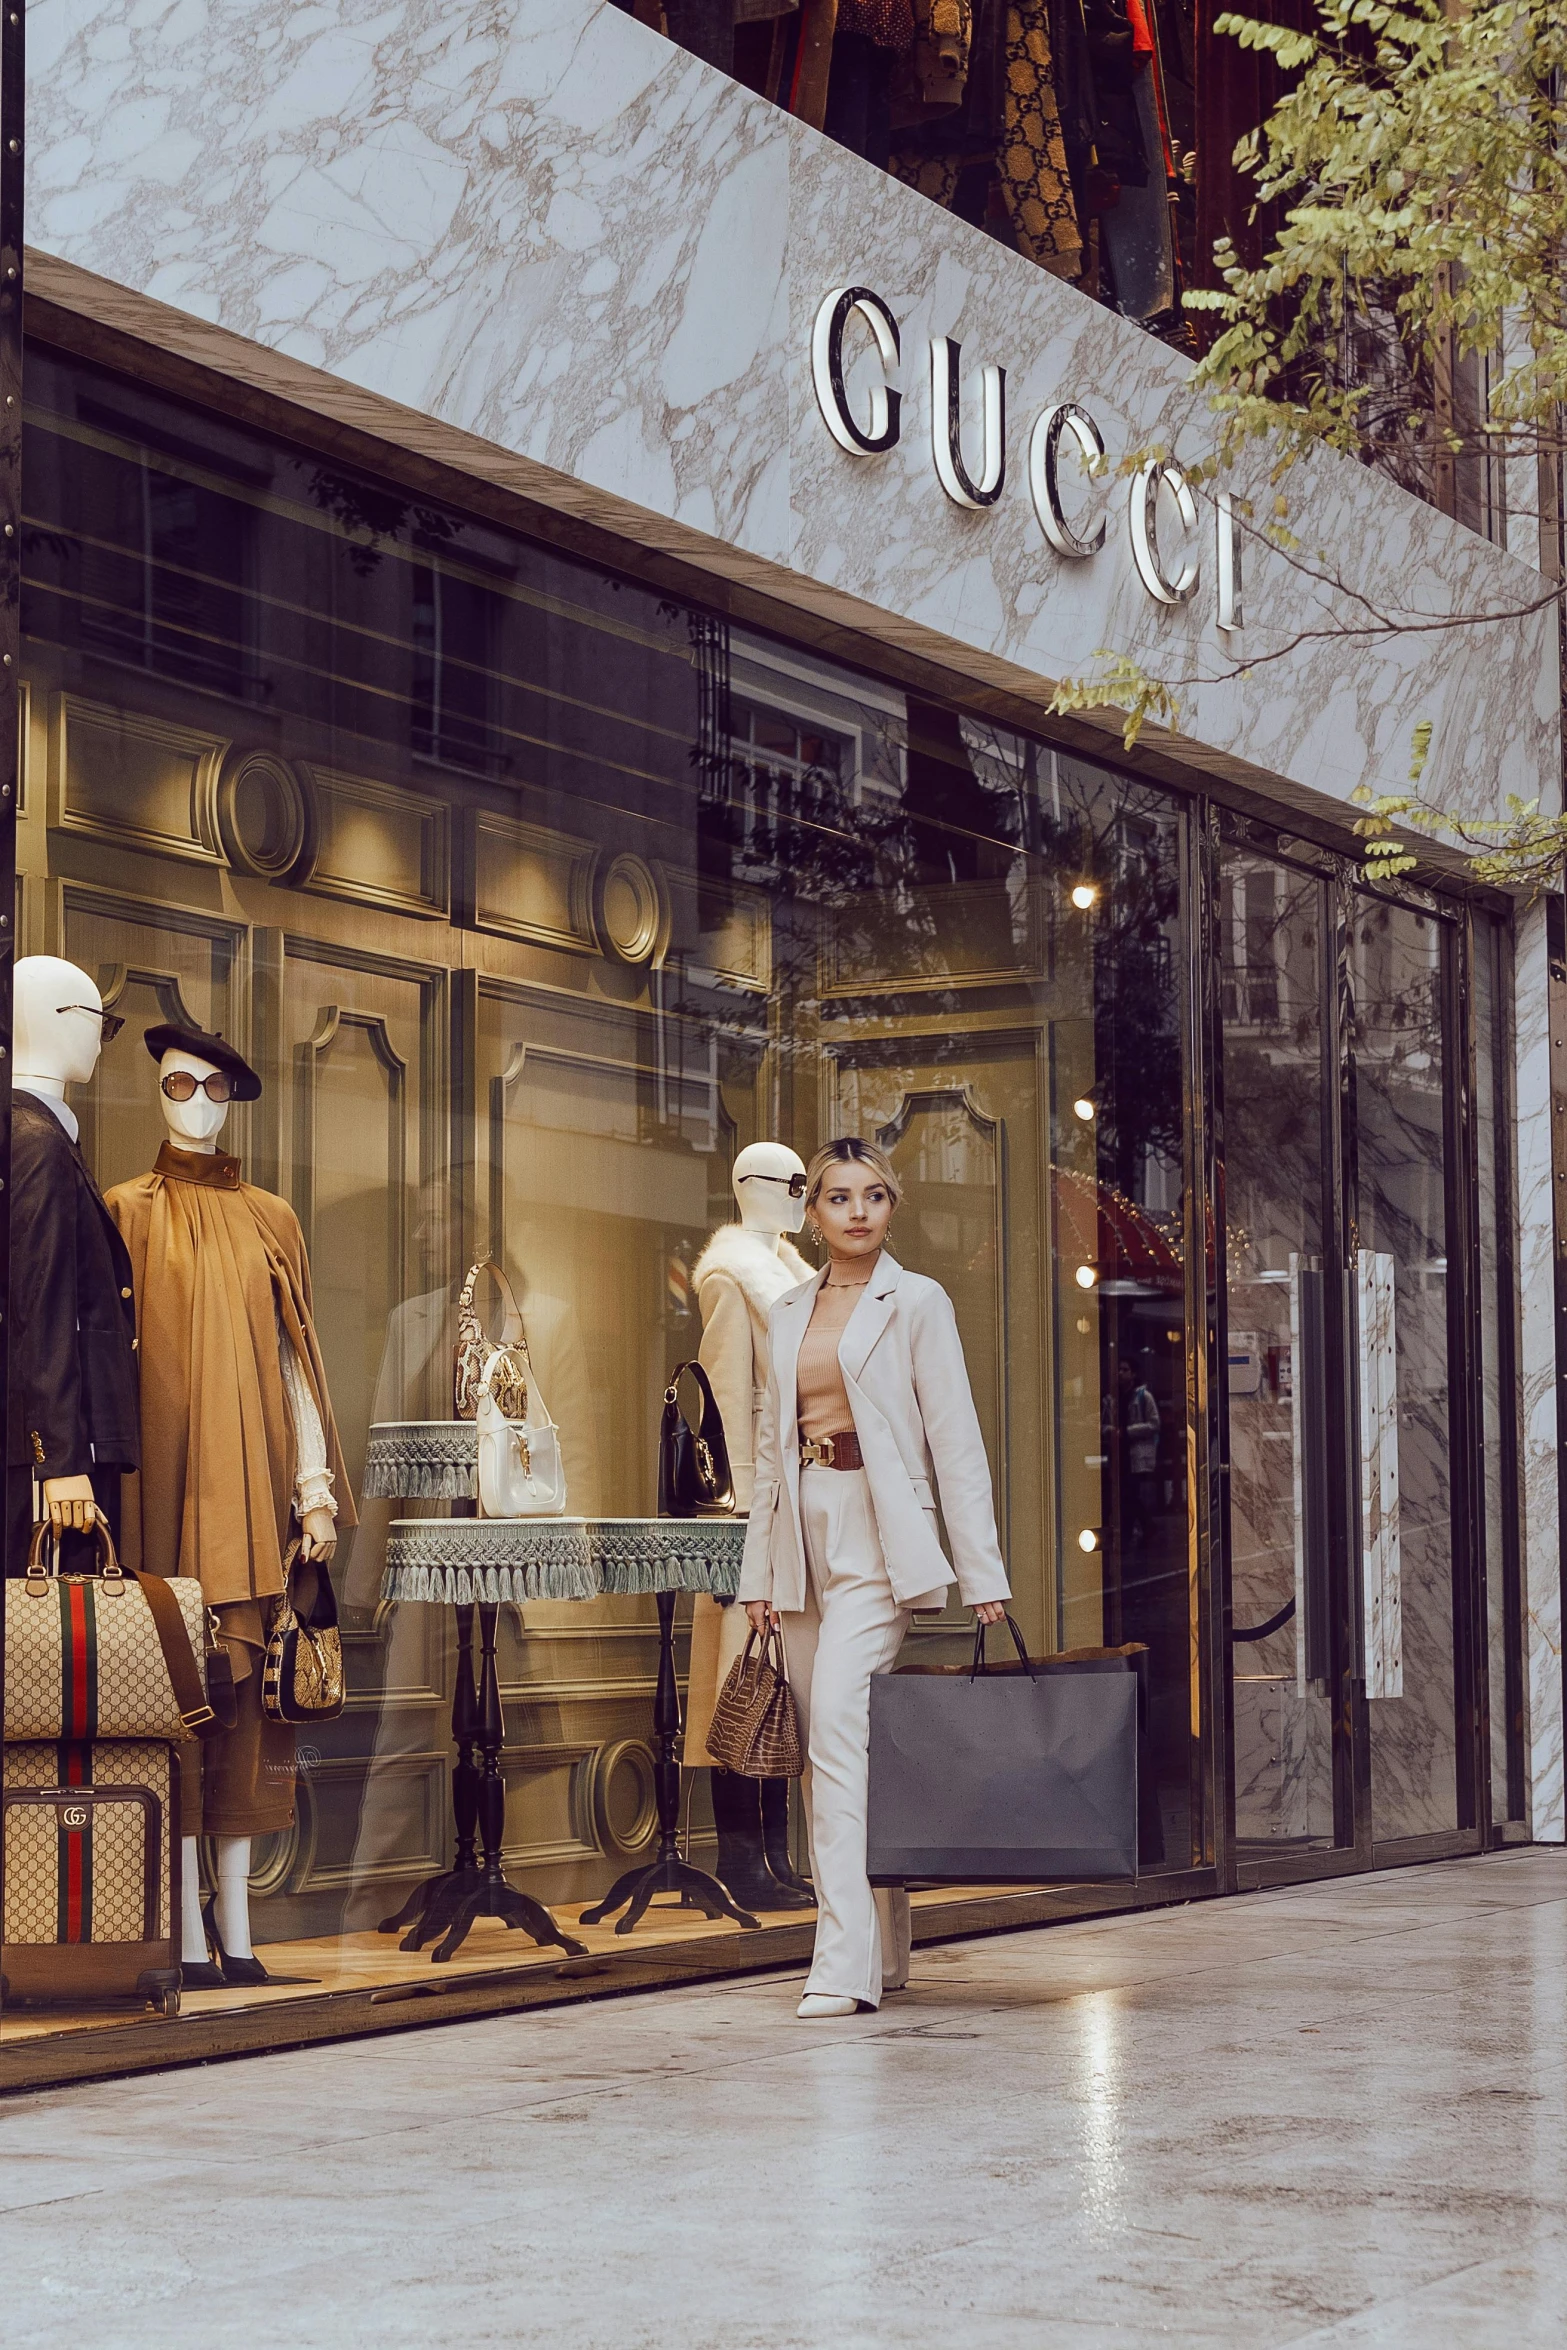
left=215, top=1836, right=255, bottom=1959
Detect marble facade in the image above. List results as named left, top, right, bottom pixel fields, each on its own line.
left=22, top=0, right=1561, bottom=832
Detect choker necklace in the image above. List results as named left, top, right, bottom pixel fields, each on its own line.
left=824, top=1275, right=873, bottom=1290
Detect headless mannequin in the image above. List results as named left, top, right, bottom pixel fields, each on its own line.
left=13, top=958, right=117, bottom=1537
left=155, top=1050, right=339, bottom=1971
left=687, top=1142, right=814, bottom=1908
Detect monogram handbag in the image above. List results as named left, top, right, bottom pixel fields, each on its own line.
left=658, top=1361, right=735, bottom=1518
left=262, top=1539, right=346, bottom=1724
left=474, top=1345, right=568, bottom=1518
left=453, top=1257, right=532, bottom=1422
left=706, top=1624, right=804, bottom=1777
left=5, top=1518, right=222, bottom=1743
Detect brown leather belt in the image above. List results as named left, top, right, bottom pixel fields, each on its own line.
left=798, top=1429, right=864, bottom=1471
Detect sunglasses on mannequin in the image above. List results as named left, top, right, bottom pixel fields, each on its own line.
left=738, top=1170, right=807, bottom=1199
left=59, top=1004, right=125, bottom=1043
left=161, top=1069, right=235, bottom=1104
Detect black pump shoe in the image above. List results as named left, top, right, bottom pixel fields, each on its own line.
left=202, top=1894, right=274, bottom=1987
left=179, top=1958, right=226, bottom=1991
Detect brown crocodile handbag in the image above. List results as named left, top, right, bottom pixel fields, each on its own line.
left=705, top=1624, right=803, bottom=1778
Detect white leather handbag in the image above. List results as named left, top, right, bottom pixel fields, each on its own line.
left=474, top=1344, right=568, bottom=1518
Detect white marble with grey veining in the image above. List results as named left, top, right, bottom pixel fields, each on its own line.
left=23, top=0, right=1561, bottom=828
left=1513, top=902, right=1563, bottom=1843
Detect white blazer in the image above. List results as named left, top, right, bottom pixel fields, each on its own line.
left=737, top=1252, right=1011, bottom=1612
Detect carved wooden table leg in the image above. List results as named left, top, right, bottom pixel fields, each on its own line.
left=581, top=1591, right=759, bottom=1935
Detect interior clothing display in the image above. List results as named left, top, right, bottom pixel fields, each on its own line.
left=107, top=1141, right=355, bottom=1838
left=1095, top=0, right=1173, bottom=315
left=106, top=1144, right=354, bottom=1605
left=780, top=1465, right=912, bottom=2008
left=682, top=1223, right=812, bottom=1769
left=738, top=1252, right=1011, bottom=1615
left=891, top=0, right=1082, bottom=279
left=7, top=1091, right=140, bottom=1548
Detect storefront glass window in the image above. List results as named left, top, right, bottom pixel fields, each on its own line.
left=2, top=345, right=1200, bottom=2050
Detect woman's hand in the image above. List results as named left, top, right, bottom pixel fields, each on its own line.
left=745, top=1600, right=779, bottom=1636
left=973, top=1600, right=1007, bottom=1626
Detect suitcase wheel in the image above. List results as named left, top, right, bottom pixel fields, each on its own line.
left=156, top=1987, right=181, bottom=2018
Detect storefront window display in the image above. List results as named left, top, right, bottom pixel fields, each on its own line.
left=2, top=341, right=1206, bottom=2053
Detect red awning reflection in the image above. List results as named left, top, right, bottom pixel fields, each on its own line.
left=1053, top=1166, right=1184, bottom=1293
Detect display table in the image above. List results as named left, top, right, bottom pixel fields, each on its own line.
left=366, top=1423, right=754, bottom=1953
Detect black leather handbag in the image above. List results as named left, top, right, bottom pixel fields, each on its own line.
left=261, top=1540, right=346, bottom=1724
left=658, top=1362, right=736, bottom=1518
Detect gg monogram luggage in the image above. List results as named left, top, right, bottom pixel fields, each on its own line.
left=2, top=1739, right=183, bottom=2012
left=1, top=1522, right=210, bottom=2014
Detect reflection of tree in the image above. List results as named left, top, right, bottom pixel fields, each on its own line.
left=1048, top=771, right=1184, bottom=1196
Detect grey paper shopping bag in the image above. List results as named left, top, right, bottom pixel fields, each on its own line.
left=867, top=1618, right=1138, bottom=1882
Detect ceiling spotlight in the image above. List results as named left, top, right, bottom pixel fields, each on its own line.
left=1070, top=883, right=1098, bottom=910
left=1073, top=1096, right=1095, bottom=1122
left=1075, top=1263, right=1097, bottom=1289
left=1078, top=1527, right=1099, bottom=1553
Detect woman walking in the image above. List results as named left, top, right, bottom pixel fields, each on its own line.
left=739, top=1136, right=1010, bottom=2018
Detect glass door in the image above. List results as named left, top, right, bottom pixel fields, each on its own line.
left=1220, top=847, right=1352, bottom=1860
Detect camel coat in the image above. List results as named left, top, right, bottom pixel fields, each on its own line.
left=682, top=1224, right=813, bottom=1764
left=738, top=1253, right=1010, bottom=1613
left=107, top=1144, right=355, bottom=1835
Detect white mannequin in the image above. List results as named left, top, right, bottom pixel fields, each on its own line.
left=13, top=958, right=111, bottom=1534
left=159, top=1047, right=338, bottom=1969
left=732, top=1139, right=810, bottom=1245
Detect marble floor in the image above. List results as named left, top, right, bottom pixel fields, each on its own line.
left=2, top=1849, right=1564, bottom=2349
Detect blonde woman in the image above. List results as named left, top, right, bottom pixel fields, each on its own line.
left=739, top=1136, right=1010, bottom=2018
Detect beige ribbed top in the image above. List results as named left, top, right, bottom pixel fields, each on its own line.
left=796, top=1272, right=873, bottom=1443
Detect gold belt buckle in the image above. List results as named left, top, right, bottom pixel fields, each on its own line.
left=801, top=1434, right=836, bottom=1468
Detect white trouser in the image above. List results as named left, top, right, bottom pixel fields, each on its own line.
left=782, top=1466, right=911, bottom=2007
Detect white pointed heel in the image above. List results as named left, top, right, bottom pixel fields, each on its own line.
left=797, top=1994, right=861, bottom=2019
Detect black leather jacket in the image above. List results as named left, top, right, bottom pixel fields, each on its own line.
left=8, top=1092, right=140, bottom=1477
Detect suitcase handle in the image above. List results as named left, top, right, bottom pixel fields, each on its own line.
left=22, top=1517, right=218, bottom=1736
left=969, top=1612, right=1037, bottom=1679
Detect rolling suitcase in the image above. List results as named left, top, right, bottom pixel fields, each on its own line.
left=2, top=1519, right=216, bottom=2014
left=2, top=1739, right=183, bottom=2013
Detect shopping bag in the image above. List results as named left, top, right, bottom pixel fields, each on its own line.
left=866, top=1615, right=1138, bottom=1883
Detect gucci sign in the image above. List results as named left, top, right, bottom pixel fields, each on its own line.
left=811, top=287, right=1243, bottom=634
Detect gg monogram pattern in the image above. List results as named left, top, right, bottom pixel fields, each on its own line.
left=3, top=1742, right=173, bottom=1943
left=3, top=1574, right=207, bottom=1742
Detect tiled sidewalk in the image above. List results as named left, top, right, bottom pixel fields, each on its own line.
left=3, top=1849, right=1564, bottom=2347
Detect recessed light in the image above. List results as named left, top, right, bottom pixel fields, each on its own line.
left=1073, top=1097, right=1095, bottom=1122
left=1070, top=883, right=1098, bottom=910
left=1075, top=1264, right=1097, bottom=1289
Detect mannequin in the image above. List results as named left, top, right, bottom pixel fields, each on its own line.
left=106, top=1025, right=353, bottom=1988
left=7, top=958, right=139, bottom=1572
left=683, top=1142, right=816, bottom=1910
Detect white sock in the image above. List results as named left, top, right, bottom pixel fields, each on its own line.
left=180, top=1837, right=209, bottom=1965
left=215, top=1836, right=254, bottom=1959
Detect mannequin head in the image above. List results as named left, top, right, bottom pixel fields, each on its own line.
left=732, top=1140, right=807, bottom=1238
left=159, top=1049, right=232, bottom=1153
left=14, top=957, right=113, bottom=1093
